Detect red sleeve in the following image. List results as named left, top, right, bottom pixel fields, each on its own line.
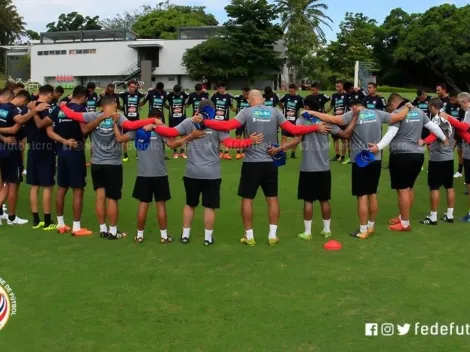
left=423, top=134, right=437, bottom=145
left=221, top=137, right=253, bottom=149
left=154, top=125, right=180, bottom=138
left=121, top=118, right=156, bottom=131
left=203, top=119, right=242, bottom=131
left=279, top=121, right=318, bottom=135
left=60, top=104, right=85, bottom=123
left=459, top=131, right=470, bottom=143
left=448, top=117, right=470, bottom=132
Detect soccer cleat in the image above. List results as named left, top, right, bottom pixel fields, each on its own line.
left=108, top=231, right=127, bottom=240
left=321, top=231, right=332, bottom=239
left=122, top=157, right=129, bottom=162
left=72, top=228, right=93, bottom=236
left=22, top=169, right=27, bottom=175
left=330, top=155, right=339, bottom=161
left=219, top=152, right=223, bottom=158
left=342, top=157, right=351, bottom=165
left=204, top=237, right=215, bottom=246
left=173, top=153, right=179, bottom=159
left=339, top=156, right=345, bottom=163
left=460, top=214, right=470, bottom=223
left=419, top=216, right=437, bottom=226
left=100, top=231, right=109, bottom=238
left=180, top=153, right=187, bottom=159
left=0, top=213, right=8, bottom=221
left=366, top=227, right=375, bottom=236
left=32, top=221, right=45, bottom=229
left=57, top=225, right=71, bottom=234
left=134, top=235, right=144, bottom=244
left=388, top=223, right=411, bottom=232
left=43, top=223, right=58, bottom=231
left=442, top=214, right=454, bottom=224
left=389, top=216, right=401, bottom=225
left=85, top=162, right=91, bottom=167
left=160, top=235, right=173, bottom=244
left=268, top=237, right=280, bottom=246
left=291, top=153, right=297, bottom=159
left=7, top=216, right=29, bottom=225
left=349, top=229, right=370, bottom=239
left=236, top=153, right=243, bottom=160
left=454, top=172, right=463, bottom=178
left=2, top=204, right=6, bottom=212
left=180, top=235, right=190, bottom=244
left=240, top=236, right=256, bottom=246
left=223, top=153, right=232, bottom=160
left=297, top=232, right=312, bottom=241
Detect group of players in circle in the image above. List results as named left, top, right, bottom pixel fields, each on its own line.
left=0, top=78, right=469, bottom=245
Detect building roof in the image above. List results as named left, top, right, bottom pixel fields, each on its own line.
left=177, top=26, right=223, bottom=40
left=40, top=30, right=137, bottom=43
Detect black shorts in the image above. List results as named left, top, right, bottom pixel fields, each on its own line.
left=169, top=117, right=185, bottom=128
left=57, top=152, right=86, bottom=189
left=183, top=177, right=221, bottom=209
left=238, top=162, right=278, bottom=199
left=91, top=164, right=123, bottom=200
left=428, top=160, right=453, bottom=190
left=352, top=160, right=382, bottom=196
left=126, top=115, right=139, bottom=122
left=26, top=151, right=55, bottom=187
left=464, top=159, right=470, bottom=184
left=0, top=152, right=23, bottom=184
left=332, top=125, right=347, bottom=140
left=132, top=176, right=171, bottom=203
left=281, top=120, right=296, bottom=137
left=455, top=134, right=463, bottom=149
left=297, top=171, right=331, bottom=202
left=389, top=153, right=424, bottom=190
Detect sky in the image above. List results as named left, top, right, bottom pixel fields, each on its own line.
left=13, top=0, right=469, bottom=42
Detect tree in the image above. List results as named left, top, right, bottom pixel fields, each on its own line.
left=182, top=0, right=283, bottom=84
left=46, top=12, right=102, bottom=32
left=100, top=5, right=155, bottom=30
left=26, top=30, right=40, bottom=41
left=132, top=3, right=218, bottom=39
left=0, top=0, right=26, bottom=45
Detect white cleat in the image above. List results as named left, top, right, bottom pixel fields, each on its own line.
left=2, top=204, right=6, bottom=212
left=0, top=213, right=8, bottom=221
left=22, top=169, right=27, bottom=175
left=7, top=216, right=29, bottom=225
left=454, top=172, right=463, bottom=178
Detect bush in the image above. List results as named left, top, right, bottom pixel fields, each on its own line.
left=377, top=85, right=417, bottom=94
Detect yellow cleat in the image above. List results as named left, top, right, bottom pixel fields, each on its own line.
left=240, top=236, right=256, bottom=246
left=269, top=237, right=280, bottom=246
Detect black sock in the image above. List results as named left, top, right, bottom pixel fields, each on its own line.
left=8, top=214, right=15, bottom=222
left=180, top=149, right=184, bottom=153
left=0, top=207, right=3, bottom=216
left=459, top=164, right=464, bottom=173
left=124, top=153, right=128, bottom=158
left=33, top=212, right=40, bottom=224
left=335, top=154, right=340, bottom=159
left=237, top=150, right=241, bottom=154
left=44, top=214, right=52, bottom=226
left=224, top=151, right=228, bottom=154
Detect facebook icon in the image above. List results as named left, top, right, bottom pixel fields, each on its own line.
left=365, top=323, right=378, bottom=336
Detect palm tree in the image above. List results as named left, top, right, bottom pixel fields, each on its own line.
left=0, top=0, right=26, bottom=45
left=276, top=0, right=332, bottom=43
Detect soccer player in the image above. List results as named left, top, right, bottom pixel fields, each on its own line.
left=166, top=84, right=189, bottom=159
left=418, top=98, right=455, bottom=225
left=196, top=90, right=331, bottom=246
left=234, top=87, right=250, bottom=159
left=307, top=82, right=330, bottom=113
left=306, top=99, right=412, bottom=238
left=45, top=86, right=91, bottom=235
left=153, top=100, right=264, bottom=245
left=450, top=92, right=466, bottom=178
left=344, top=82, right=366, bottom=103
left=0, top=90, right=47, bottom=226
left=211, top=83, right=235, bottom=159
left=142, top=82, right=167, bottom=120
left=436, top=83, right=452, bottom=114
left=59, top=96, right=159, bottom=239
left=187, top=83, right=209, bottom=113
left=263, top=86, right=279, bottom=108
left=50, top=86, right=64, bottom=109
left=119, top=80, right=145, bottom=161
left=99, top=84, right=120, bottom=109
left=85, top=82, right=99, bottom=112
left=412, top=90, right=432, bottom=117
left=363, top=82, right=387, bottom=111
left=330, top=80, right=349, bottom=162
left=376, top=93, right=447, bottom=232
left=275, top=95, right=356, bottom=240
left=279, top=84, right=304, bottom=159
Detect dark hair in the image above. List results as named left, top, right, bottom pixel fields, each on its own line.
left=100, top=95, right=117, bottom=106
left=303, top=95, right=321, bottom=111
left=348, top=98, right=362, bottom=107
left=0, top=88, right=14, bottom=99
left=449, top=90, right=459, bottom=98
left=15, top=89, right=31, bottom=101
left=311, top=82, right=320, bottom=89
left=148, top=109, right=164, bottom=119
left=335, top=79, right=344, bottom=85
left=72, top=85, right=88, bottom=98
left=87, top=82, right=96, bottom=90
left=388, top=92, right=403, bottom=104
left=107, top=83, right=115, bottom=89
left=16, top=82, right=25, bottom=89
left=437, top=83, right=448, bottom=92
left=55, top=86, right=64, bottom=94
left=429, top=97, right=443, bottom=109
left=344, top=81, right=353, bottom=91
left=288, top=83, right=297, bottom=90
left=367, top=82, right=377, bottom=88
left=39, top=84, right=54, bottom=95
left=264, top=86, right=273, bottom=95
left=242, top=86, right=250, bottom=93
left=156, top=82, right=164, bottom=90
left=127, top=80, right=137, bottom=87
left=195, top=83, right=202, bottom=91
left=4, top=81, right=16, bottom=91
left=217, top=82, right=226, bottom=88
left=416, top=89, right=424, bottom=97
left=173, top=84, right=182, bottom=93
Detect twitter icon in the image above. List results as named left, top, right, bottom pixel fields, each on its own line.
left=397, top=324, right=411, bottom=336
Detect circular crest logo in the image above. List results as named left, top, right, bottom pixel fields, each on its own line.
left=0, top=278, right=17, bottom=331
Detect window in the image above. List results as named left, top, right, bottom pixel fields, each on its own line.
left=61, top=50, right=66, bottom=55
left=83, top=49, right=89, bottom=54
left=69, top=50, right=76, bottom=55
left=49, top=51, right=55, bottom=55
left=90, top=49, right=96, bottom=54
left=55, top=50, right=61, bottom=55
left=43, top=51, right=49, bottom=56
left=168, top=76, right=175, bottom=81
left=38, top=51, right=43, bottom=56
left=76, top=49, right=83, bottom=54
left=69, top=48, right=95, bottom=55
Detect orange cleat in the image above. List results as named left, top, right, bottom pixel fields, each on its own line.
left=57, top=226, right=71, bottom=234
left=223, top=153, right=232, bottom=160
left=173, top=153, right=179, bottom=159
left=85, top=162, right=91, bottom=167
left=72, top=228, right=93, bottom=236
left=236, top=153, right=243, bottom=160
left=388, top=223, right=411, bottom=232
left=389, top=216, right=401, bottom=225
left=180, top=153, right=187, bottom=159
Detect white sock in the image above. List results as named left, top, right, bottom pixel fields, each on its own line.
left=360, top=225, right=367, bottom=233
left=99, top=223, right=107, bottom=233
left=429, top=211, right=437, bottom=222
left=323, top=219, right=331, bottom=233
left=205, top=229, right=213, bottom=242
left=304, top=220, right=312, bottom=235
left=160, top=229, right=168, bottom=239
left=137, top=230, right=144, bottom=239
left=72, top=221, right=80, bottom=232
left=367, top=221, right=375, bottom=229
left=401, top=220, right=410, bottom=227
left=182, top=228, right=191, bottom=239
left=268, top=224, right=277, bottom=239
left=57, top=216, right=65, bottom=227
left=447, top=208, right=454, bottom=219
left=109, top=226, right=117, bottom=236
left=245, top=229, right=254, bottom=240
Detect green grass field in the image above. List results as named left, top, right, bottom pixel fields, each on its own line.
left=2, top=90, right=470, bottom=351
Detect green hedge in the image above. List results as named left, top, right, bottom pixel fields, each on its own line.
left=377, top=86, right=417, bottom=94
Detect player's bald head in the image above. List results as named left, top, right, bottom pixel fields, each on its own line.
left=248, top=89, right=263, bottom=106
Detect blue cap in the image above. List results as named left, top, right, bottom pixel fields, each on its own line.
left=302, top=111, right=319, bottom=123
left=355, top=150, right=375, bottom=167
left=135, top=128, right=151, bottom=151
left=200, top=105, right=216, bottom=120
left=269, top=143, right=287, bottom=167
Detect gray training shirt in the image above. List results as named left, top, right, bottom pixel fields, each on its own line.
left=389, top=107, right=430, bottom=154
left=83, top=112, right=128, bottom=165
left=127, top=130, right=168, bottom=177
left=297, top=116, right=340, bottom=172
left=462, top=110, right=470, bottom=160
left=175, top=119, right=229, bottom=179
left=429, top=116, right=454, bottom=162
left=235, top=105, right=287, bottom=163
left=341, top=109, right=392, bottom=162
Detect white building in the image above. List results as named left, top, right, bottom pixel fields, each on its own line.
left=28, top=28, right=288, bottom=90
